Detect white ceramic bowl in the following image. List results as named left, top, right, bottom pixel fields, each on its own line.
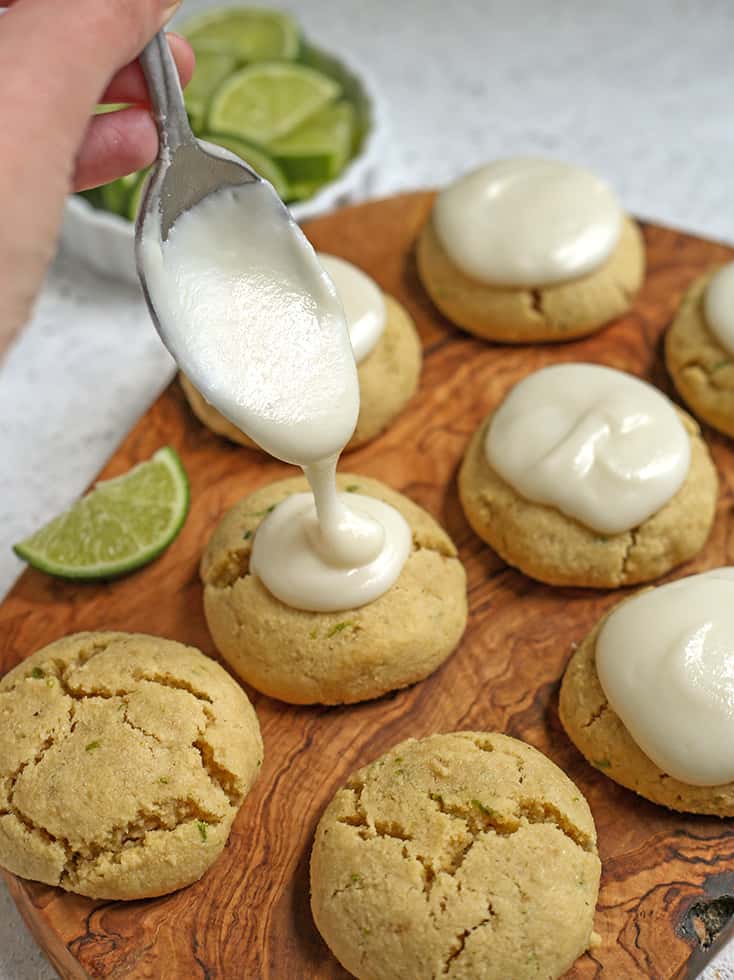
left=60, top=46, right=384, bottom=286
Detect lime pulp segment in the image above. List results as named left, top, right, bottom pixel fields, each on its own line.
left=181, top=8, right=300, bottom=63
left=13, top=447, right=190, bottom=580
left=207, top=62, right=341, bottom=145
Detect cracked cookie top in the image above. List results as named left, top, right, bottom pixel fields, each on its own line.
left=0, top=632, right=263, bottom=900
left=201, top=474, right=468, bottom=705
left=310, top=731, right=600, bottom=980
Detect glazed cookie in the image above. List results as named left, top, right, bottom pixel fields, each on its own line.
left=310, top=732, right=601, bottom=980
left=560, top=570, right=734, bottom=815
left=417, top=159, right=644, bottom=343
left=0, top=632, right=263, bottom=899
left=181, top=266, right=422, bottom=451
left=459, top=364, right=718, bottom=588
left=201, top=474, right=467, bottom=705
left=665, top=265, right=734, bottom=438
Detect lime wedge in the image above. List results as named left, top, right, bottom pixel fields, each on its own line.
left=100, top=170, right=140, bottom=218
left=200, top=133, right=289, bottom=199
left=14, top=448, right=190, bottom=580
left=181, top=8, right=300, bottom=62
left=269, top=100, right=354, bottom=183
left=285, top=179, right=323, bottom=204
left=208, top=63, right=340, bottom=145
left=184, top=50, right=237, bottom=133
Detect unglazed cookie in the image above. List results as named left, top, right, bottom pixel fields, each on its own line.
left=201, top=475, right=467, bottom=705
left=665, top=268, right=734, bottom=438
left=459, top=402, right=717, bottom=589
left=180, top=294, right=422, bottom=451
left=559, top=600, right=734, bottom=815
left=310, top=732, right=601, bottom=980
left=418, top=214, right=644, bottom=343
left=0, top=632, right=263, bottom=899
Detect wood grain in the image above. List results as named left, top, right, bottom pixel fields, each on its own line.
left=2, top=192, right=734, bottom=980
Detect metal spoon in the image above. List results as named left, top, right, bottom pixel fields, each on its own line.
left=133, top=30, right=269, bottom=340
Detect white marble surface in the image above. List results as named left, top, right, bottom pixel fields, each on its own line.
left=2, top=0, right=734, bottom=976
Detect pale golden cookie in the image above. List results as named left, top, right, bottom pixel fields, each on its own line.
left=310, top=731, right=601, bottom=980
left=180, top=294, right=422, bottom=452
left=416, top=213, right=644, bottom=343
left=458, top=406, right=717, bottom=588
left=665, top=268, right=734, bottom=438
left=201, top=474, right=467, bottom=705
left=0, top=632, right=263, bottom=899
left=559, top=610, right=734, bottom=815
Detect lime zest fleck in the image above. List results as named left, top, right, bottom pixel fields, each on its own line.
left=350, top=872, right=362, bottom=884
left=327, top=620, right=355, bottom=638
left=158, top=776, right=169, bottom=784
left=197, top=820, right=209, bottom=842
left=85, top=740, right=101, bottom=752
left=30, top=666, right=44, bottom=679
left=247, top=504, right=276, bottom=518
left=243, top=529, right=253, bottom=540
left=345, top=484, right=360, bottom=493
left=712, top=359, right=730, bottom=372
left=593, top=758, right=611, bottom=770
left=309, top=627, right=319, bottom=640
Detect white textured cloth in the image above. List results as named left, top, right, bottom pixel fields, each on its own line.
left=2, top=0, right=734, bottom=976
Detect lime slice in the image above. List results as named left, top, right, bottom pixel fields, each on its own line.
left=100, top=170, right=140, bottom=218
left=184, top=50, right=237, bottom=133
left=200, top=133, right=289, bottom=199
left=269, top=100, right=354, bottom=183
left=285, top=179, right=324, bottom=204
left=14, top=448, right=190, bottom=580
left=181, top=8, right=300, bottom=62
left=94, top=102, right=130, bottom=115
left=208, top=63, right=340, bottom=145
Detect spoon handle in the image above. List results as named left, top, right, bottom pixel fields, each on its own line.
left=138, top=30, right=195, bottom=153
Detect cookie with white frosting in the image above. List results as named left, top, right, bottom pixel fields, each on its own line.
left=310, top=731, right=601, bottom=980
left=458, top=363, right=718, bottom=588
left=417, top=159, right=645, bottom=343
left=201, top=474, right=467, bottom=704
left=180, top=256, right=422, bottom=451
left=665, top=264, right=734, bottom=438
left=560, top=570, right=734, bottom=814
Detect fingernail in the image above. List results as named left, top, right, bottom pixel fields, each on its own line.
left=159, top=0, right=181, bottom=25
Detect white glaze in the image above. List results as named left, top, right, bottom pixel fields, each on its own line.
left=140, top=182, right=409, bottom=612
left=704, top=261, right=734, bottom=357
left=140, top=183, right=359, bottom=466
left=485, top=363, right=690, bottom=535
left=433, top=158, right=622, bottom=287
left=251, top=485, right=411, bottom=611
left=318, top=253, right=386, bottom=363
left=596, top=568, right=734, bottom=786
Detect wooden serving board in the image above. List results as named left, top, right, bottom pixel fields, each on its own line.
left=3, top=192, right=734, bottom=980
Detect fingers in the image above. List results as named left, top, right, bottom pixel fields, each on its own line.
left=1, top=0, right=183, bottom=159
left=73, top=108, right=159, bottom=191
left=100, top=33, right=195, bottom=106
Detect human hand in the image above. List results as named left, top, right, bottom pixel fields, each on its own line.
left=0, top=0, right=195, bottom=352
